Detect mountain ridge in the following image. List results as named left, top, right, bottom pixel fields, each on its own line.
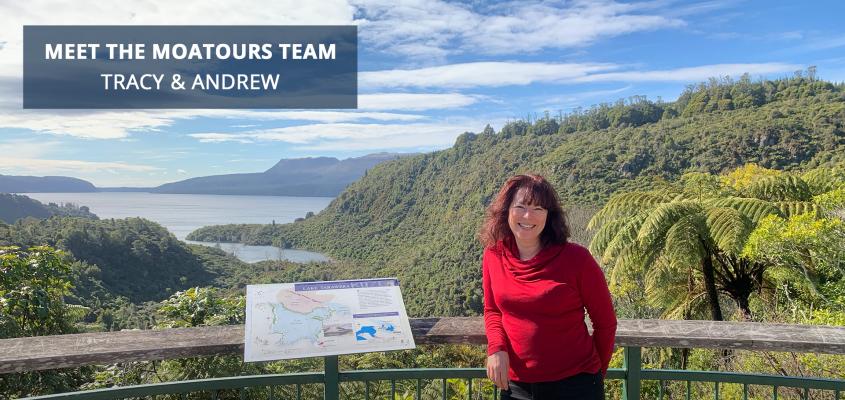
left=154, top=152, right=409, bottom=196
left=2, top=153, right=409, bottom=197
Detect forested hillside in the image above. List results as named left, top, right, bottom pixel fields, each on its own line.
left=0, top=193, right=98, bottom=223
left=190, top=74, right=845, bottom=317
left=0, top=217, right=219, bottom=303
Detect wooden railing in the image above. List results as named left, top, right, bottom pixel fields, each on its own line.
left=2, top=318, right=845, bottom=399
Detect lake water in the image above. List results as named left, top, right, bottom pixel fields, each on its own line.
left=22, top=192, right=333, bottom=263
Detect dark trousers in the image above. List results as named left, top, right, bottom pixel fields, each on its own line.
left=500, top=372, right=605, bottom=400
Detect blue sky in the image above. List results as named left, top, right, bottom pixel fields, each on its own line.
left=1, top=0, right=844, bottom=187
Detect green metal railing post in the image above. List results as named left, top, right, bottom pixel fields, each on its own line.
left=325, top=356, right=340, bottom=400
left=623, top=346, right=642, bottom=400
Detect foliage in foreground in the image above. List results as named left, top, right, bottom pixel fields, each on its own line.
left=0, top=246, right=92, bottom=397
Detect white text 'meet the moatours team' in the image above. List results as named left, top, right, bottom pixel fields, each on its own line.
left=45, top=43, right=337, bottom=61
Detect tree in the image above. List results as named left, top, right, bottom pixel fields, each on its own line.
left=743, top=213, right=845, bottom=306
left=589, top=190, right=738, bottom=320
left=589, top=165, right=842, bottom=321
left=0, top=246, right=79, bottom=338
left=156, top=287, right=243, bottom=328
left=0, top=246, right=90, bottom=397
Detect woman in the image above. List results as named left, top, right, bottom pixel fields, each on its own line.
left=480, top=174, right=617, bottom=400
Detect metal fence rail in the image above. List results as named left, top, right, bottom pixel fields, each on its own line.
left=20, top=351, right=845, bottom=400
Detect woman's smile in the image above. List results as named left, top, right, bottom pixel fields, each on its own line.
left=508, top=189, right=548, bottom=246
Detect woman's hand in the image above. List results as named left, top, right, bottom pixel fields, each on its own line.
left=486, top=351, right=509, bottom=390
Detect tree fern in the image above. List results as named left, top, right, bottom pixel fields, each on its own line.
left=607, top=245, right=650, bottom=293
left=601, top=212, right=648, bottom=263
left=589, top=217, right=631, bottom=257
left=705, top=197, right=783, bottom=224
left=775, top=201, right=818, bottom=218
left=742, top=175, right=812, bottom=201
left=636, top=201, right=702, bottom=249
left=803, top=165, right=845, bottom=195
left=644, top=257, right=708, bottom=319
left=587, top=192, right=671, bottom=230
left=705, top=207, right=753, bottom=255
left=591, top=164, right=845, bottom=322
left=663, top=214, right=707, bottom=269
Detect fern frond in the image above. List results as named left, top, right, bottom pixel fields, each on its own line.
left=662, top=290, right=709, bottom=320
left=588, top=192, right=668, bottom=230
left=609, top=244, right=656, bottom=291
left=636, top=201, right=702, bottom=249
left=775, top=201, right=818, bottom=218
left=589, top=217, right=630, bottom=256
left=705, top=197, right=783, bottom=224
left=602, top=212, right=648, bottom=262
left=663, top=214, right=707, bottom=269
left=742, top=175, right=812, bottom=201
left=803, top=166, right=845, bottom=195
left=644, top=257, right=706, bottom=319
left=705, top=207, right=753, bottom=255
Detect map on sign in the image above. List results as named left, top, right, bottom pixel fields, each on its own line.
left=244, top=278, right=416, bottom=362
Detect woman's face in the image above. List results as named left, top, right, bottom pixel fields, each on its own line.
left=507, top=188, right=548, bottom=246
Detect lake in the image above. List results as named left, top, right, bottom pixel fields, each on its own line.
left=22, top=192, right=333, bottom=263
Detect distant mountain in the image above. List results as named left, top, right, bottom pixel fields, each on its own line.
left=152, top=153, right=409, bottom=197
left=0, top=175, right=97, bottom=193
left=1, top=153, right=410, bottom=197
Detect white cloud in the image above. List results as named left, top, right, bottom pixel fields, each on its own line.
left=0, top=138, right=62, bottom=158
left=353, top=0, right=685, bottom=59
left=709, top=30, right=804, bottom=41
left=189, top=133, right=255, bottom=144
left=664, top=0, right=738, bottom=18
left=532, top=85, right=633, bottom=110
left=801, top=35, right=845, bottom=52
left=0, top=59, right=800, bottom=139
left=575, top=63, right=803, bottom=82
left=0, top=109, right=428, bottom=139
left=0, top=110, right=179, bottom=139
left=361, top=62, right=619, bottom=89
left=0, top=59, right=802, bottom=140
left=361, top=61, right=802, bottom=89
left=190, top=121, right=481, bottom=150
left=204, top=110, right=425, bottom=122
left=1, top=0, right=690, bottom=81
left=0, top=157, right=162, bottom=175
left=358, top=93, right=480, bottom=110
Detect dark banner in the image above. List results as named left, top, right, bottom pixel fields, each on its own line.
left=23, top=25, right=357, bottom=109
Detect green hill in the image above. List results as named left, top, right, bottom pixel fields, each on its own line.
left=189, top=74, right=845, bottom=317
left=0, top=193, right=98, bottom=223
left=0, top=217, right=218, bottom=303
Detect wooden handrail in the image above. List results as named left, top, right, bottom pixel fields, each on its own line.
left=1, top=318, right=844, bottom=374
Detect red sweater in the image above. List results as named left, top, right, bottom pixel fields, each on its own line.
left=483, top=239, right=617, bottom=383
